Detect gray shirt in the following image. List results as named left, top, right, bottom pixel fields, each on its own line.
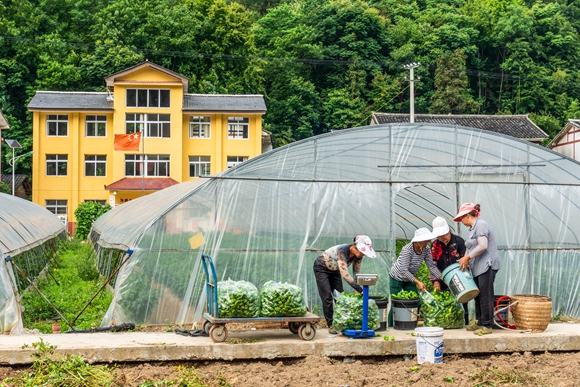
left=466, top=218, right=500, bottom=277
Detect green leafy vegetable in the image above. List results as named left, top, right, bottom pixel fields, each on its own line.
left=260, top=281, right=307, bottom=317
left=392, top=290, right=419, bottom=299
left=420, top=290, right=464, bottom=329
left=332, top=291, right=380, bottom=332
left=217, top=279, right=260, bottom=318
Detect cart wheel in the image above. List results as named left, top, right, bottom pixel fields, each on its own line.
left=203, top=320, right=213, bottom=335
left=288, top=322, right=300, bottom=334
left=298, top=323, right=316, bottom=341
left=209, top=324, right=228, bottom=343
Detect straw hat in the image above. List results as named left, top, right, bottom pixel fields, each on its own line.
left=432, top=216, right=450, bottom=237
left=411, top=228, right=436, bottom=242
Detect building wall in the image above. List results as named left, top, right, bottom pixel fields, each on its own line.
left=31, top=66, right=264, bottom=230
left=552, top=126, right=579, bottom=160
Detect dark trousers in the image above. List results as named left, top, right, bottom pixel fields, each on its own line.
left=473, top=269, right=497, bottom=328
left=313, top=264, right=343, bottom=327
left=388, top=276, right=418, bottom=327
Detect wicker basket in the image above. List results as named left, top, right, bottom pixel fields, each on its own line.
left=511, top=294, right=552, bottom=332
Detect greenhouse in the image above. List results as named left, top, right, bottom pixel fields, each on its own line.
left=89, top=123, right=580, bottom=327
left=0, top=194, right=66, bottom=334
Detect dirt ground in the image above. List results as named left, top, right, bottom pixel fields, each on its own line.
left=2, top=321, right=580, bottom=386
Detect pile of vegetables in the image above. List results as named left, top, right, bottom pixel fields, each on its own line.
left=332, top=291, right=379, bottom=332
left=260, top=281, right=307, bottom=317
left=420, top=290, right=464, bottom=329
left=217, top=279, right=260, bottom=318
left=392, top=289, right=419, bottom=299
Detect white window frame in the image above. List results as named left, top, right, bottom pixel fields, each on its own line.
left=228, top=117, right=249, bottom=139
left=84, top=199, right=107, bottom=205
left=85, top=115, right=107, bottom=137
left=189, top=116, right=211, bottom=138
left=46, top=114, right=68, bottom=136
left=125, top=154, right=170, bottom=177
left=126, top=113, right=170, bottom=138
left=46, top=200, right=68, bottom=224
left=46, top=154, right=68, bottom=176
left=227, top=156, right=248, bottom=169
left=85, top=155, right=107, bottom=177
left=189, top=156, right=211, bottom=177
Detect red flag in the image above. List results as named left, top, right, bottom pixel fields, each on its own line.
left=114, top=132, right=141, bottom=151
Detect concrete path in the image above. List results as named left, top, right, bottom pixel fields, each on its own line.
left=1, top=323, right=579, bottom=365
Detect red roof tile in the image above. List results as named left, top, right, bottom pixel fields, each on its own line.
left=104, top=177, right=179, bottom=191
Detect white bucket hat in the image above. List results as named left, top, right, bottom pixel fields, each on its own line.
left=411, top=228, right=436, bottom=242
left=432, top=216, right=450, bottom=237
left=354, top=235, right=377, bottom=258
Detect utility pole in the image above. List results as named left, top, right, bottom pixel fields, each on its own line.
left=403, top=63, right=420, bottom=123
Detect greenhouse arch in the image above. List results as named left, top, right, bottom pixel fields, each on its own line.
left=90, top=123, right=580, bottom=326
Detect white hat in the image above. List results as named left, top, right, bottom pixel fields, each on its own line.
left=432, top=216, right=450, bottom=237
left=354, top=235, right=377, bottom=258
left=411, top=228, right=435, bottom=242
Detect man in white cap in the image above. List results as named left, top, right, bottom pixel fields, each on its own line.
left=313, top=235, right=377, bottom=334
left=431, top=216, right=469, bottom=325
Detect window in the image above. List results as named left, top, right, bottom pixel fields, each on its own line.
left=85, top=155, right=106, bottom=176
left=228, top=117, right=249, bottom=139
left=46, top=200, right=67, bottom=223
left=227, top=156, right=248, bottom=168
left=189, top=156, right=211, bottom=177
left=126, top=89, right=170, bottom=108
left=84, top=200, right=107, bottom=205
left=46, top=155, right=68, bottom=176
left=125, top=154, right=170, bottom=177
left=126, top=113, right=170, bottom=138
left=46, top=115, right=68, bottom=136
left=86, top=115, right=107, bottom=137
left=189, top=116, right=211, bottom=138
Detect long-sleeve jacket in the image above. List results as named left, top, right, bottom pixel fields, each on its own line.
left=313, top=244, right=363, bottom=292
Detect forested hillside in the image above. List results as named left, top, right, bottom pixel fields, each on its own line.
left=2, top=0, right=580, bottom=177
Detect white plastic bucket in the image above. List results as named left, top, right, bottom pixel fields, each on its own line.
left=415, top=327, right=444, bottom=364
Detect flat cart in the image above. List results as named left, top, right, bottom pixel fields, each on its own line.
left=201, top=254, right=321, bottom=343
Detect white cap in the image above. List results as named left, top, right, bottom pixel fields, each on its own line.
left=354, top=235, right=376, bottom=258
left=411, top=228, right=435, bottom=242
left=432, top=216, right=450, bottom=237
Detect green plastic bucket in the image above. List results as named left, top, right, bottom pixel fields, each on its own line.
left=441, top=263, right=479, bottom=303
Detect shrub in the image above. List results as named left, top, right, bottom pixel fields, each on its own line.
left=0, top=181, right=10, bottom=194
left=74, top=201, right=112, bottom=240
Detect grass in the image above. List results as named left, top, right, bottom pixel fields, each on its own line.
left=20, top=239, right=112, bottom=333
left=469, top=366, right=547, bottom=386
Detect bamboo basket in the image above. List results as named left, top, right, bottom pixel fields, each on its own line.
left=511, top=294, right=552, bottom=332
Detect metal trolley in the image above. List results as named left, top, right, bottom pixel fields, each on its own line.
left=201, top=254, right=321, bottom=343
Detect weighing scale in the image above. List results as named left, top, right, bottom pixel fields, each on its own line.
left=343, top=274, right=378, bottom=339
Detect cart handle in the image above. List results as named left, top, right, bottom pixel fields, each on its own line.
left=201, top=255, right=219, bottom=317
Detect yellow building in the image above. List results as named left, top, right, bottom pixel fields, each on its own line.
left=28, top=61, right=269, bottom=233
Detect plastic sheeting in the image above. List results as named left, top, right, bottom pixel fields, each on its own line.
left=90, top=124, right=580, bottom=326
left=0, top=193, right=66, bottom=333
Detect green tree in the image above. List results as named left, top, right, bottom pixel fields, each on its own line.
left=0, top=181, right=10, bottom=194
left=74, top=202, right=112, bottom=241
left=430, top=50, right=479, bottom=114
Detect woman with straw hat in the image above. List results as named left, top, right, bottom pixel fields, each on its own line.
left=454, top=203, right=500, bottom=335
left=388, top=228, right=443, bottom=327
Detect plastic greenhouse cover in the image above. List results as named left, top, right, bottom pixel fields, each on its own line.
left=0, top=194, right=66, bottom=334
left=91, top=124, right=580, bottom=327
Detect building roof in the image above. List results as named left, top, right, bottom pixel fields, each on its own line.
left=370, top=113, right=548, bottom=142
left=104, top=177, right=180, bottom=191
left=0, top=110, right=9, bottom=129
left=183, top=94, right=267, bottom=113
left=104, top=61, right=190, bottom=93
left=27, top=91, right=113, bottom=111
left=547, top=119, right=580, bottom=149
left=1, top=174, right=32, bottom=197
left=27, top=91, right=267, bottom=113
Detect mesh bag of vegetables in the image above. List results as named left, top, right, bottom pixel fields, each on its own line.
left=217, top=279, right=260, bottom=318
left=420, top=290, right=464, bottom=329
left=260, top=281, right=307, bottom=317
left=332, top=291, right=380, bottom=332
